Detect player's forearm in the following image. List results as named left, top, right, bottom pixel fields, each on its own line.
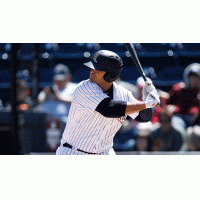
left=96, top=96, right=158, bottom=118
left=125, top=101, right=146, bottom=115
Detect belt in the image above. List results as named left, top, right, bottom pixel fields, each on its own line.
left=63, top=142, right=97, bottom=155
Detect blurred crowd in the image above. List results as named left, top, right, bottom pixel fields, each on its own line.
left=114, top=62, right=200, bottom=153
left=2, top=62, right=200, bottom=154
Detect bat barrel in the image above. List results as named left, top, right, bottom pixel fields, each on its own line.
left=124, top=43, right=147, bottom=82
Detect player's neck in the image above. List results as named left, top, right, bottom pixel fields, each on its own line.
left=97, top=81, right=112, bottom=92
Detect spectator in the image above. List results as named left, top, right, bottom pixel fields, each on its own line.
left=150, top=107, right=184, bottom=151
left=167, top=63, right=200, bottom=127
left=36, top=64, right=78, bottom=119
left=16, top=69, right=30, bottom=82
left=115, top=78, right=138, bottom=97
left=35, top=64, right=78, bottom=151
left=185, top=125, right=200, bottom=151
left=38, top=63, right=77, bottom=104
left=132, top=121, right=154, bottom=153
left=135, top=76, right=183, bottom=131
left=5, top=79, right=34, bottom=111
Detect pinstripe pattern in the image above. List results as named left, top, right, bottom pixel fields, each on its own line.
left=57, top=79, right=140, bottom=155
left=56, top=146, right=111, bottom=155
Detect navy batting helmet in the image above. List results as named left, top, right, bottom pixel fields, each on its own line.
left=84, top=50, right=123, bottom=82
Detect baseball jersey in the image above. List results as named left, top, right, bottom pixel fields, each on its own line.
left=59, top=79, right=140, bottom=154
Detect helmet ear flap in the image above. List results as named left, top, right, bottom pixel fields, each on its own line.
left=104, top=71, right=121, bottom=83
left=104, top=72, right=113, bottom=83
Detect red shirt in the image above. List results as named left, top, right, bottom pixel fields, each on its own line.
left=167, top=82, right=199, bottom=115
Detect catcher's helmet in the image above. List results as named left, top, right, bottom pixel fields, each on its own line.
left=84, top=50, right=123, bottom=82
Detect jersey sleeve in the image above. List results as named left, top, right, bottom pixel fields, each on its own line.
left=126, top=91, right=140, bottom=119
left=72, top=80, right=109, bottom=112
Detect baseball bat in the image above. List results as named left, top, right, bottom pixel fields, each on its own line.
left=124, top=43, right=147, bottom=82
left=125, top=43, right=160, bottom=107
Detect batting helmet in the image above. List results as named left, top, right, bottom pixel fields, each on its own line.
left=84, top=50, right=123, bottom=82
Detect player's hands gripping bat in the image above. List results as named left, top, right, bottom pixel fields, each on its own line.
left=124, top=43, right=160, bottom=107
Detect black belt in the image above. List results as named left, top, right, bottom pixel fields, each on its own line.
left=63, top=142, right=97, bottom=155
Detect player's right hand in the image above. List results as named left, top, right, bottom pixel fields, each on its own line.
left=142, top=80, right=152, bottom=100
left=143, top=81, right=159, bottom=100
left=144, top=92, right=160, bottom=109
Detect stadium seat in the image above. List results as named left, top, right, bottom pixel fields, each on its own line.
left=99, top=43, right=127, bottom=52
left=76, top=43, right=96, bottom=52
left=0, top=44, right=9, bottom=53
left=168, top=43, right=184, bottom=52
left=0, top=44, right=11, bottom=61
left=17, top=43, right=35, bottom=60
left=19, top=43, right=35, bottom=54
left=157, top=65, right=184, bottom=81
left=57, top=43, right=83, bottom=53
left=53, top=43, right=98, bottom=59
left=116, top=43, right=128, bottom=51
left=0, top=69, right=10, bottom=83
left=52, top=43, right=80, bottom=59
left=38, top=43, right=55, bottom=53
left=181, top=43, right=200, bottom=52
left=39, top=68, right=53, bottom=83
left=141, top=43, right=171, bottom=52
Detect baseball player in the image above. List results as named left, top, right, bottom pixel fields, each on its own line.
left=56, top=50, right=160, bottom=155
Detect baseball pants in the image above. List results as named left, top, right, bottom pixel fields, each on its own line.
left=56, top=139, right=116, bottom=155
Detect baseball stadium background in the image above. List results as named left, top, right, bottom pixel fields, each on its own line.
left=1, top=43, right=200, bottom=155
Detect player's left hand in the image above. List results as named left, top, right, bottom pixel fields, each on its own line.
left=144, top=91, right=160, bottom=108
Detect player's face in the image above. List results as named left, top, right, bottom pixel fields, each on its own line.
left=90, top=69, right=106, bottom=83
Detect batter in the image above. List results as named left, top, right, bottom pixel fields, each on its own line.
left=56, top=50, right=160, bottom=155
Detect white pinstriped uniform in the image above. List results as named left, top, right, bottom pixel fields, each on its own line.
left=56, top=79, right=140, bottom=155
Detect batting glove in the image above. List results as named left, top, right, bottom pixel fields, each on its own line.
left=142, top=81, right=159, bottom=100
left=142, top=80, right=151, bottom=100
left=144, top=92, right=160, bottom=109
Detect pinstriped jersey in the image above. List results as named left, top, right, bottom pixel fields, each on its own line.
left=61, top=79, right=140, bottom=153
